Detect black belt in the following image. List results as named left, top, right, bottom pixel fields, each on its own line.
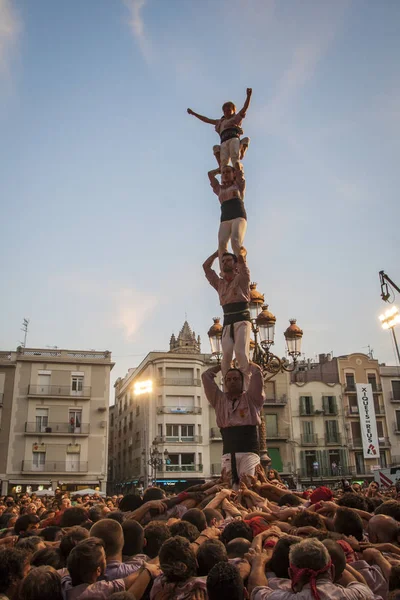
left=223, top=302, right=250, bottom=339
left=220, top=198, right=247, bottom=223
left=221, top=425, right=259, bottom=485
left=220, top=127, right=242, bottom=143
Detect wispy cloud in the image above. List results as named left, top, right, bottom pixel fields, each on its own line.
left=0, top=0, right=21, bottom=77
left=123, top=0, right=152, bottom=63
left=113, top=286, right=157, bottom=339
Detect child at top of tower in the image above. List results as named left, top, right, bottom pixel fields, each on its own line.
left=187, top=88, right=252, bottom=168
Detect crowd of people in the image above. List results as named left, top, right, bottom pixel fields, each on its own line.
left=1, top=469, right=400, bottom=600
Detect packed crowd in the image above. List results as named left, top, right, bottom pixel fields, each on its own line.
left=2, top=469, right=400, bottom=600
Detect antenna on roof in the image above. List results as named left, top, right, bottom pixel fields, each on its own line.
left=20, top=318, right=30, bottom=348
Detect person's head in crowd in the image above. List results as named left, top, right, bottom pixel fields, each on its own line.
left=90, top=518, right=124, bottom=561
left=292, top=511, right=325, bottom=531
left=0, top=547, right=30, bottom=600
left=337, top=492, right=367, bottom=511
left=351, top=482, right=362, bottom=494
left=41, top=526, right=63, bottom=542
left=159, top=536, right=197, bottom=583
left=182, top=508, right=207, bottom=532
left=0, top=512, right=16, bottom=529
left=67, top=538, right=106, bottom=586
left=289, top=538, right=333, bottom=592
left=144, top=521, right=171, bottom=559
left=220, top=520, right=253, bottom=545
left=170, top=520, right=200, bottom=542
left=106, top=511, right=124, bottom=524
left=310, top=487, right=333, bottom=505
left=88, top=506, right=102, bottom=523
left=4, top=495, right=15, bottom=506
left=389, top=591, right=400, bottom=600
left=365, top=496, right=383, bottom=512
left=207, top=562, right=245, bottom=600
left=31, top=547, right=62, bottom=569
left=322, top=540, right=346, bottom=582
left=121, top=520, right=144, bottom=558
left=267, top=535, right=299, bottom=579
left=368, top=514, right=399, bottom=544
left=25, top=503, right=37, bottom=515
left=389, top=564, right=400, bottom=591
left=59, top=526, right=89, bottom=563
left=278, top=493, right=303, bottom=507
left=20, top=566, right=62, bottom=600
left=203, top=508, right=224, bottom=528
left=118, top=494, right=143, bottom=512
left=376, top=500, right=400, bottom=522
left=60, top=507, right=88, bottom=528
left=197, top=539, right=228, bottom=576
left=226, top=537, right=252, bottom=559
left=142, top=487, right=165, bottom=503
left=16, top=535, right=46, bottom=554
left=334, top=507, right=364, bottom=541
left=60, top=497, right=71, bottom=510
left=14, top=514, right=40, bottom=535
left=267, top=469, right=282, bottom=482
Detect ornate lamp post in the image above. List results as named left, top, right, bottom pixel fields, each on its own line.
left=142, top=441, right=169, bottom=486
left=207, top=317, right=223, bottom=361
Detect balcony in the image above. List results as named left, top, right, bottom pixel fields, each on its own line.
left=325, top=434, right=342, bottom=445
left=263, top=396, right=287, bottom=406
left=374, top=404, right=385, bottom=415
left=345, top=407, right=359, bottom=417
left=371, top=384, right=383, bottom=393
left=25, top=422, right=90, bottom=435
left=379, top=437, right=391, bottom=447
left=156, top=406, right=202, bottom=415
left=393, top=424, right=400, bottom=435
left=347, top=438, right=363, bottom=449
left=298, top=467, right=350, bottom=478
left=28, top=385, right=91, bottom=398
left=300, top=434, right=318, bottom=446
left=345, top=385, right=356, bottom=393
left=154, top=435, right=203, bottom=444
left=156, top=378, right=201, bottom=387
left=21, top=461, right=88, bottom=473
left=161, top=464, right=203, bottom=473
left=211, top=463, right=221, bottom=476
left=299, top=408, right=315, bottom=416
left=267, top=429, right=290, bottom=440
left=390, top=391, right=400, bottom=402
left=210, top=427, right=222, bottom=441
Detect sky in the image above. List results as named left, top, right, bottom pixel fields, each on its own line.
left=1, top=0, right=400, bottom=393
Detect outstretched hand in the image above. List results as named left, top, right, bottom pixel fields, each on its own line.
left=187, top=108, right=194, bottom=115
left=246, top=88, right=253, bottom=96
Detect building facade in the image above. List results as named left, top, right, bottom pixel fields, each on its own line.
left=0, top=347, right=114, bottom=495
left=380, top=365, right=400, bottom=464
left=0, top=352, right=17, bottom=491
left=110, top=322, right=215, bottom=493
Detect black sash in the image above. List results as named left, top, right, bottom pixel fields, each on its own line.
left=222, top=302, right=251, bottom=340
left=220, top=198, right=247, bottom=222
left=221, top=425, right=259, bottom=485
left=220, top=127, right=242, bottom=143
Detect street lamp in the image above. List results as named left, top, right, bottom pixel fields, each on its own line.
left=208, top=317, right=223, bottom=361
left=142, top=441, right=169, bottom=486
left=379, top=306, right=400, bottom=363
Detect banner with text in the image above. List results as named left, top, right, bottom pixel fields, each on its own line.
left=356, top=383, right=379, bottom=459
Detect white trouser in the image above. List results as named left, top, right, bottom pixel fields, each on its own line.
left=222, top=452, right=260, bottom=488
left=221, top=320, right=251, bottom=388
left=218, top=217, right=247, bottom=265
left=213, top=137, right=250, bottom=167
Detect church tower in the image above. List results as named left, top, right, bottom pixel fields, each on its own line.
left=169, top=321, right=201, bottom=354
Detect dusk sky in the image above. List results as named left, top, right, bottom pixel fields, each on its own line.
left=1, top=0, right=400, bottom=391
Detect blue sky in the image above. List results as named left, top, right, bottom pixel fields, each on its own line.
left=1, top=0, right=400, bottom=388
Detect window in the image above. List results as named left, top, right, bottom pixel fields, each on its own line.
left=377, top=421, right=384, bottom=439
left=38, top=373, right=51, bottom=394
left=392, top=381, right=400, bottom=401
left=355, top=452, right=365, bottom=475
left=348, top=396, right=359, bottom=414
left=351, top=422, right=362, bottom=445
left=69, top=410, right=82, bottom=433
left=380, top=451, right=387, bottom=468
left=136, top=405, right=140, bottom=416
left=33, top=452, right=46, bottom=470
left=323, top=396, right=337, bottom=415
left=66, top=452, right=80, bottom=472
left=346, top=374, right=355, bottom=390
left=166, top=425, right=179, bottom=441
left=265, top=415, right=278, bottom=437
left=166, top=424, right=195, bottom=441
left=181, top=425, right=194, bottom=440
left=300, top=397, right=313, bottom=415
left=165, top=368, right=193, bottom=382
left=71, top=376, right=84, bottom=395
left=368, top=374, right=377, bottom=391
left=396, top=411, right=400, bottom=431
left=265, top=382, right=276, bottom=401
left=166, top=453, right=195, bottom=471
left=35, top=408, right=49, bottom=433
left=325, top=420, right=339, bottom=443
left=158, top=424, right=163, bottom=437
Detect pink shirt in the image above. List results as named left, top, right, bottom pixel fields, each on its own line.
left=215, top=112, right=244, bottom=135
left=251, top=575, right=374, bottom=600
left=210, top=164, right=245, bottom=204
left=202, top=364, right=264, bottom=428
left=150, top=575, right=207, bottom=600
left=351, top=560, right=387, bottom=600
left=62, top=578, right=125, bottom=600
left=204, top=257, right=250, bottom=307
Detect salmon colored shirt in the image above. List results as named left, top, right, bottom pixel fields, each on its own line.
left=202, top=364, right=264, bottom=428
left=215, top=112, right=244, bottom=135
left=203, top=256, right=250, bottom=307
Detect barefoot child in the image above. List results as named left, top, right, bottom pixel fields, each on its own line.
left=208, top=162, right=246, bottom=267
left=187, top=88, right=252, bottom=167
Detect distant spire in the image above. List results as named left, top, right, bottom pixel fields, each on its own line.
left=169, top=320, right=201, bottom=354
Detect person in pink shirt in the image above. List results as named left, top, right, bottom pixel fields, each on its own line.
left=202, top=359, right=264, bottom=487
left=203, top=246, right=251, bottom=386
left=208, top=161, right=246, bottom=267
left=187, top=88, right=252, bottom=167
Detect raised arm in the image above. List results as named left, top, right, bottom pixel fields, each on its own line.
left=247, top=362, right=265, bottom=409
left=202, top=250, right=220, bottom=290
left=239, top=88, right=252, bottom=117
left=201, top=364, right=222, bottom=408
left=208, top=168, right=221, bottom=194
left=187, top=108, right=218, bottom=125
left=234, top=162, right=245, bottom=194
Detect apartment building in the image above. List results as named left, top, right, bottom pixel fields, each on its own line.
left=0, top=351, right=17, bottom=492
left=338, top=353, right=391, bottom=477
left=0, top=346, right=114, bottom=494
left=380, top=364, right=400, bottom=464
left=111, top=322, right=215, bottom=492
